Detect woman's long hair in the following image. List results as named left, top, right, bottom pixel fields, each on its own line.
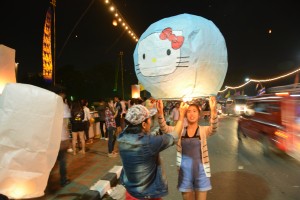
left=71, top=100, right=83, bottom=116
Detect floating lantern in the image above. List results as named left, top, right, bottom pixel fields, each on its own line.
left=133, top=13, right=228, bottom=99
left=0, top=44, right=16, bottom=94
left=0, top=83, right=63, bottom=199
left=131, top=84, right=140, bottom=98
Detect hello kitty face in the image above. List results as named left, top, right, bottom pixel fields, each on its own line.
left=135, top=28, right=187, bottom=78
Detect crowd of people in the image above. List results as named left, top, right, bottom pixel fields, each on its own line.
left=54, top=92, right=218, bottom=200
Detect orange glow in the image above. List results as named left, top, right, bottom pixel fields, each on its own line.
left=112, top=19, right=117, bottom=26
left=131, top=85, right=140, bottom=98
left=0, top=45, right=16, bottom=94
left=275, top=92, right=289, bottom=96
left=2, top=179, right=37, bottom=199
left=103, top=0, right=139, bottom=41
left=275, top=130, right=288, bottom=139
left=109, top=6, right=115, bottom=11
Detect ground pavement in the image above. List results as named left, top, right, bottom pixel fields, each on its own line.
left=32, top=138, right=122, bottom=200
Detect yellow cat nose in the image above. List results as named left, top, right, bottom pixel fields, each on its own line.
left=152, top=58, right=157, bottom=63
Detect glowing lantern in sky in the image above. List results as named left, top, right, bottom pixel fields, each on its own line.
left=0, top=83, right=63, bottom=199
left=0, top=44, right=16, bottom=94
left=133, top=13, right=228, bottom=99
left=131, top=84, right=140, bottom=98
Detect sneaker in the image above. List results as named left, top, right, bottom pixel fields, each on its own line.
left=105, top=138, right=109, bottom=141
left=67, top=148, right=73, bottom=153
left=101, top=137, right=106, bottom=140
left=108, top=153, right=117, bottom=158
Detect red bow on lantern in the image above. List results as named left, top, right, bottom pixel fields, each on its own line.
left=159, top=27, right=184, bottom=50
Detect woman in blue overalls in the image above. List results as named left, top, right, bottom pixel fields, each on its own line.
left=176, top=97, right=218, bottom=200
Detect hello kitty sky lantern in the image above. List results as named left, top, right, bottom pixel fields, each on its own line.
left=133, top=13, right=228, bottom=99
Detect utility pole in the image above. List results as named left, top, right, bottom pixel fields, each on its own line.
left=120, top=51, right=124, bottom=100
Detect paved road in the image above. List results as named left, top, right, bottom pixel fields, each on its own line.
left=161, top=115, right=300, bottom=200
left=24, top=115, right=300, bottom=200
left=32, top=138, right=123, bottom=200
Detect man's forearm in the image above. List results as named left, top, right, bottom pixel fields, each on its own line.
left=158, top=114, right=173, bottom=133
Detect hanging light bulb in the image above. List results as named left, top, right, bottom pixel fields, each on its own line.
left=112, top=19, right=118, bottom=26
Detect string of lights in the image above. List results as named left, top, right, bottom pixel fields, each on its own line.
left=103, top=0, right=138, bottom=42
left=218, top=66, right=300, bottom=93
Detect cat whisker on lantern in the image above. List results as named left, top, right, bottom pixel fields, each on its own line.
left=176, top=65, right=189, bottom=67
left=177, top=61, right=189, bottom=64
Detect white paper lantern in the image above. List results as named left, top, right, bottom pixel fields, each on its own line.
left=133, top=13, right=228, bottom=99
left=131, top=84, right=140, bottom=98
left=0, top=83, right=63, bottom=199
left=0, top=44, right=16, bottom=94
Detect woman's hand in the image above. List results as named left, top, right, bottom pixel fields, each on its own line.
left=178, top=101, right=188, bottom=120
left=156, top=99, right=164, bottom=116
left=209, top=96, right=217, bottom=118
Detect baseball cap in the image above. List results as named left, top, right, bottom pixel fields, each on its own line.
left=125, top=104, right=157, bottom=125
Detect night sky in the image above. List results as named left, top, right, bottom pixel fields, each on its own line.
left=1, top=0, right=300, bottom=96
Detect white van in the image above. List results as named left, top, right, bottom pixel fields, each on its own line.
left=225, top=95, right=248, bottom=115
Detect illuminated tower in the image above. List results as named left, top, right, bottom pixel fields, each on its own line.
left=42, top=0, right=56, bottom=85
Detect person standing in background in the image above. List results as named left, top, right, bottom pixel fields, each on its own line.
left=81, top=99, right=92, bottom=144
left=97, top=98, right=108, bottom=140
left=70, top=101, right=86, bottom=155
left=113, top=96, right=122, bottom=153
left=105, top=99, right=118, bottom=157
left=120, top=98, right=127, bottom=130
left=170, top=102, right=180, bottom=125
left=57, top=91, right=71, bottom=186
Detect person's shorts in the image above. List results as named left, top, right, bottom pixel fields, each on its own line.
left=178, top=162, right=212, bottom=192
left=115, top=116, right=121, bottom=127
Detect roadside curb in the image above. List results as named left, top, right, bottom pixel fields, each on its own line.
left=77, top=165, right=123, bottom=199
